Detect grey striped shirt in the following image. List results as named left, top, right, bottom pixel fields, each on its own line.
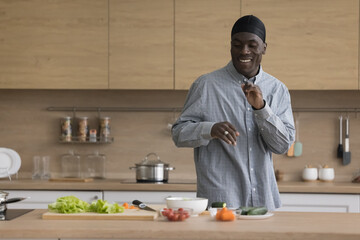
left=172, top=61, right=295, bottom=210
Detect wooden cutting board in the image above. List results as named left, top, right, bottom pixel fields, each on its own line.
left=42, top=209, right=158, bottom=220
left=49, top=178, right=94, bottom=182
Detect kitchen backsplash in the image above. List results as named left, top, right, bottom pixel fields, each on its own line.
left=0, top=89, right=359, bottom=182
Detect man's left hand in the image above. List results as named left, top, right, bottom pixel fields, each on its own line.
left=241, top=82, right=264, bottom=110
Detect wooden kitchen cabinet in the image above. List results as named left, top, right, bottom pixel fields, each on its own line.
left=4, top=190, right=102, bottom=209
left=0, top=0, right=108, bottom=89
left=109, top=0, right=174, bottom=89
left=241, top=0, right=359, bottom=90
left=277, top=193, right=360, bottom=213
left=174, top=0, right=240, bottom=90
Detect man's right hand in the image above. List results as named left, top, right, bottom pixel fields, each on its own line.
left=211, top=122, right=239, bottom=145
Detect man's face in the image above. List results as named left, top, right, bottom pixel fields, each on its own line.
left=231, top=32, right=267, bottom=79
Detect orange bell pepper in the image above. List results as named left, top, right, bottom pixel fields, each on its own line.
left=215, top=207, right=235, bottom=221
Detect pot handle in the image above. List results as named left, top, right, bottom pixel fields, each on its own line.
left=165, top=167, right=175, bottom=171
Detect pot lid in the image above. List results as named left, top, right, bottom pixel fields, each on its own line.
left=137, top=152, right=168, bottom=166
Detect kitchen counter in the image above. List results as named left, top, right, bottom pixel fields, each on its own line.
left=0, top=209, right=359, bottom=239
left=1, top=179, right=360, bottom=194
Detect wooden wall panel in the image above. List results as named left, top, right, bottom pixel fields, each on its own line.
left=175, top=0, right=240, bottom=90
left=109, top=0, right=174, bottom=89
left=0, top=0, right=108, bottom=89
left=242, top=0, right=359, bottom=90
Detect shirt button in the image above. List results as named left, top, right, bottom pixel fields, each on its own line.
left=253, top=188, right=256, bottom=192
left=248, top=128, right=251, bottom=131
left=261, top=128, right=264, bottom=131
left=250, top=168, right=254, bottom=171
left=255, top=113, right=258, bottom=117
left=247, top=107, right=251, bottom=111
left=249, top=148, right=252, bottom=151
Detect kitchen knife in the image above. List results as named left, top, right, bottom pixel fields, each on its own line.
left=343, top=117, right=351, bottom=165
left=0, top=197, right=28, bottom=205
left=337, top=115, right=343, bottom=158
left=132, top=200, right=156, bottom=212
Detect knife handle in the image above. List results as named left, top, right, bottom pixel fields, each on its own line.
left=132, top=200, right=146, bottom=208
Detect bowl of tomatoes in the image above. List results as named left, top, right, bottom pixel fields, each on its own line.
left=159, top=207, right=193, bottom=221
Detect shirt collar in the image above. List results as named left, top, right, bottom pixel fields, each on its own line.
left=226, top=61, right=263, bottom=84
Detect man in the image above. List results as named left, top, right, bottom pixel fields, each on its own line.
left=171, top=15, right=295, bottom=210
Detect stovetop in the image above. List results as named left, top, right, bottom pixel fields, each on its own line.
left=121, top=179, right=196, bottom=184
left=0, top=209, right=33, bottom=221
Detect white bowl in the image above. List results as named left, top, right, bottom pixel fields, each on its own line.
left=165, top=197, right=208, bottom=216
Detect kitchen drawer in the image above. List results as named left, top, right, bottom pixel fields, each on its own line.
left=277, top=193, right=360, bottom=213
left=104, top=191, right=196, bottom=204
left=4, top=190, right=102, bottom=209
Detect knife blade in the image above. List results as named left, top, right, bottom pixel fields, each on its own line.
left=132, top=200, right=156, bottom=212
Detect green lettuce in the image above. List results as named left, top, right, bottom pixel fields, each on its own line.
left=48, top=196, right=90, bottom=213
left=48, top=196, right=124, bottom=214
left=89, top=199, right=124, bottom=214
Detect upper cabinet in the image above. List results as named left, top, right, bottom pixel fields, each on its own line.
left=242, top=0, right=359, bottom=90
left=109, top=0, right=174, bottom=89
left=174, top=0, right=240, bottom=90
left=0, top=0, right=108, bottom=89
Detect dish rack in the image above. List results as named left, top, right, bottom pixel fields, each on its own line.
left=0, top=167, right=17, bottom=181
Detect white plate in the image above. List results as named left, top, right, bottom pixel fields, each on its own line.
left=237, top=212, right=274, bottom=220
left=0, top=148, right=21, bottom=178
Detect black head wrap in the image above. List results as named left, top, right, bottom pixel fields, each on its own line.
left=231, top=15, right=266, bottom=42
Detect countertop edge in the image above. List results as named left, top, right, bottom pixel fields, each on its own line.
left=1, top=179, right=360, bottom=194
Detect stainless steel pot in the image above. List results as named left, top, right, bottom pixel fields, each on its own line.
left=0, top=191, right=27, bottom=213
left=129, top=153, right=175, bottom=183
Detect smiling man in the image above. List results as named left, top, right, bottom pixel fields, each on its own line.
left=172, top=15, right=295, bottom=210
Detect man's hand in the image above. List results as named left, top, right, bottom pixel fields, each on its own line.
left=241, top=82, right=264, bottom=110
left=211, top=122, right=240, bottom=145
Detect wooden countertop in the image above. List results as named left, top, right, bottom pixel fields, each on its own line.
left=1, top=179, right=360, bottom=194
left=0, top=209, right=359, bottom=239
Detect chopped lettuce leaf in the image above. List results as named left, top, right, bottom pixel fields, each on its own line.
left=48, top=196, right=124, bottom=214
left=89, top=199, right=124, bottom=214
left=48, top=196, right=90, bottom=213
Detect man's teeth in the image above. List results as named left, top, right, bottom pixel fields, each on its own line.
left=240, top=59, right=251, bottom=63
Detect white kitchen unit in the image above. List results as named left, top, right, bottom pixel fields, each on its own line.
left=277, top=193, right=360, bottom=213
left=104, top=191, right=196, bottom=204
left=4, top=190, right=102, bottom=209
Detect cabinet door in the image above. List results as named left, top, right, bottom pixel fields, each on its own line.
left=175, top=0, right=240, bottom=90
left=104, top=191, right=196, bottom=204
left=0, top=0, right=108, bottom=89
left=5, top=190, right=102, bottom=209
left=277, top=193, right=360, bottom=213
left=242, top=0, right=358, bottom=90
left=109, top=0, right=174, bottom=89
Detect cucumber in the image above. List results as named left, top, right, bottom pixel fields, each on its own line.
left=239, top=206, right=256, bottom=215
left=240, top=206, right=268, bottom=215
left=247, top=207, right=268, bottom=215
left=211, top=202, right=227, bottom=208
